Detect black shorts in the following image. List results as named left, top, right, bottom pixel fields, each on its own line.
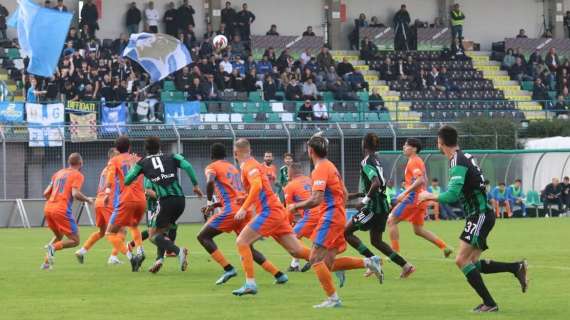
left=352, top=208, right=388, bottom=232
left=460, top=210, right=495, bottom=251
left=155, top=196, right=186, bottom=229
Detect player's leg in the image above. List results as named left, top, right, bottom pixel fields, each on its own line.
left=411, top=206, right=452, bottom=257
left=42, top=218, right=63, bottom=269
left=251, top=245, right=288, bottom=284
left=345, top=219, right=375, bottom=258
left=504, top=200, right=513, bottom=218
left=197, top=224, right=238, bottom=284
left=369, top=224, right=415, bottom=278
left=492, top=200, right=500, bottom=218
left=75, top=224, right=106, bottom=264
left=232, top=225, right=263, bottom=295
left=311, top=246, right=342, bottom=308
left=148, top=197, right=187, bottom=273
left=387, top=213, right=402, bottom=252
left=165, top=224, right=179, bottom=256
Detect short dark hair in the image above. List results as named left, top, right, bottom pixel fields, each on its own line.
left=283, top=152, right=294, bottom=159
left=515, top=178, right=522, bottom=183
left=363, top=132, right=381, bottom=152
left=499, top=182, right=506, bottom=186
left=432, top=178, right=439, bottom=183
left=115, top=136, right=130, bottom=153
left=144, top=136, right=161, bottom=154
left=405, top=138, right=422, bottom=154
left=211, top=143, right=227, bottom=160
left=564, top=176, right=570, bottom=181
left=307, top=136, right=328, bottom=158
left=438, top=125, right=458, bottom=147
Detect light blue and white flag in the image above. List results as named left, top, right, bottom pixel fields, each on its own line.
left=122, top=33, right=192, bottom=82
left=26, top=103, right=65, bottom=147
left=101, top=103, right=128, bottom=134
left=164, top=101, right=201, bottom=125
left=7, top=0, right=73, bottom=77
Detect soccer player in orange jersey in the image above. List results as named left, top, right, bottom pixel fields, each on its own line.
left=387, top=138, right=452, bottom=257
left=197, top=143, right=288, bottom=285
left=75, top=148, right=121, bottom=264
left=283, top=162, right=315, bottom=272
left=287, top=135, right=383, bottom=308
left=262, top=151, right=277, bottom=187
left=41, top=153, right=93, bottom=270
left=104, top=136, right=147, bottom=272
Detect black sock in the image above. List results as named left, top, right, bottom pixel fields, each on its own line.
left=156, top=247, right=165, bottom=261
left=168, top=226, right=178, bottom=242
left=462, top=264, right=496, bottom=306
left=151, top=233, right=180, bottom=256
left=356, top=243, right=374, bottom=258
left=274, top=271, right=284, bottom=279
left=141, top=230, right=149, bottom=241
left=389, top=252, right=408, bottom=268
left=224, top=264, right=235, bottom=272
left=477, top=260, right=519, bottom=274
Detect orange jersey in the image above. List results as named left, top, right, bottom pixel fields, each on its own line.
left=262, top=163, right=277, bottom=185
left=44, top=168, right=85, bottom=214
left=241, top=157, right=283, bottom=214
left=106, top=153, right=145, bottom=203
left=404, top=155, right=426, bottom=204
left=94, top=166, right=113, bottom=208
left=311, top=159, right=346, bottom=224
left=205, top=160, right=245, bottom=209
left=284, top=175, right=317, bottom=219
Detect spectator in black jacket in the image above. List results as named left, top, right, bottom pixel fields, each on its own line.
left=302, top=26, right=315, bottom=36
left=177, top=0, right=196, bottom=32
left=562, top=176, right=570, bottom=210
left=532, top=78, right=549, bottom=103
left=237, top=3, right=255, bottom=41
left=297, top=100, right=313, bottom=121
left=331, top=78, right=357, bottom=100
left=285, top=79, right=303, bottom=101
left=542, top=178, right=563, bottom=213
left=545, top=48, right=560, bottom=72
left=188, top=77, right=203, bottom=101
left=163, top=2, right=178, bottom=37
left=414, top=69, right=429, bottom=91
left=379, top=57, right=396, bottom=81
left=360, top=37, right=378, bottom=62
left=528, top=49, right=544, bottom=67
left=81, top=0, right=99, bottom=39
left=1, top=5, right=10, bottom=40
left=54, top=0, right=67, bottom=12
left=244, top=68, right=258, bottom=92
left=336, top=57, right=354, bottom=78
left=266, top=24, right=279, bottom=36
left=263, top=75, right=280, bottom=101
left=175, top=67, right=192, bottom=91
left=221, top=1, right=237, bottom=38
left=200, top=74, right=219, bottom=100
left=369, top=88, right=386, bottom=112
left=126, top=2, right=142, bottom=35
left=509, top=57, right=533, bottom=82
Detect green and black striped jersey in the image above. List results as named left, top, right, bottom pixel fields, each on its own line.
left=144, top=177, right=158, bottom=212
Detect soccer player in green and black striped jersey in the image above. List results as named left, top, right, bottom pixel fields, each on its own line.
left=419, top=125, right=528, bottom=313
left=345, top=133, right=416, bottom=281
left=125, top=136, right=204, bottom=273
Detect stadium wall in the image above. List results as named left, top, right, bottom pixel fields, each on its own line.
left=0, top=0, right=547, bottom=51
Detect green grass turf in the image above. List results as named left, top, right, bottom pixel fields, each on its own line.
left=0, top=218, right=569, bottom=320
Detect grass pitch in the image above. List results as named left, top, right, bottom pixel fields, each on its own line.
left=0, top=218, right=569, bottom=320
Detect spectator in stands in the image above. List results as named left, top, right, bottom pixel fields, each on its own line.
left=163, top=2, right=178, bottom=37
left=244, top=68, right=259, bottom=92
left=187, top=77, right=202, bottom=100
left=331, top=77, right=356, bottom=101
left=230, top=34, right=246, bottom=57
left=369, top=16, right=386, bottom=28
left=428, top=66, right=445, bottom=91
left=26, top=77, right=45, bottom=103
left=379, top=57, right=395, bottom=81
left=256, top=55, right=272, bottom=77
left=427, top=178, right=457, bottom=220
left=322, top=66, right=338, bottom=90
left=395, top=58, right=408, bottom=80
left=45, top=76, right=60, bottom=101
left=491, top=182, right=512, bottom=218
left=510, top=57, right=533, bottom=82
left=542, top=178, right=563, bottom=214
left=245, top=55, right=257, bottom=73
left=502, top=48, right=516, bottom=69
left=297, top=100, right=313, bottom=121
left=346, top=70, right=368, bottom=91
left=81, top=0, right=99, bottom=39
left=262, top=47, right=277, bottom=65
left=450, top=37, right=467, bottom=60
left=266, top=24, right=279, bottom=36
left=565, top=11, right=570, bottom=38
left=66, top=27, right=83, bottom=50
left=177, top=0, right=196, bottom=32
left=216, top=23, right=232, bottom=39
left=337, top=57, right=355, bottom=78
left=126, top=2, right=142, bottom=35
left=61, top=80, right=78, bottom=101
left=175, top=66, right=192, bottom=91
left=201, top=74, right=219, bottom=100
left=300, top=49, right=312, bottom=66
left=350, top=13, right=368, bottom=50
left=360, top=37, right=378, bottom=62
left=263, top=75, right=280, bottom=101
left=221, top=2, right=236, bottom=38
left=554, top=95, right=569, bottom=115
left=450, top=3, right=465, bottom=45
left=545, top=47, right=560, bottom=72
left=237, top=3, right=255, bottom=41
left=302, top=77, right=319, bottom=100
left=144, top=2, right=160, bottom=33
left=414, top=68, right=429, bottom=90
left=285, top=78, right=302, bottom=101
left=302, top=26, right=316, bottom=37
left=562, top=176, right=570, bottom=211
left=393, top=5, right=411, bottom=51
left=529, top=49, right=544, bottom=66
left=277, top=48, right=294, bottom=72
left=219, top=55, right=233, bottom=74
left=516, top=29, right=528, bottom=38
left=231, top=68, right=246, bottom=91
left=1, top=5, right=10, bottom=40
left=368, top=88, right=386, bottom=112
left=513, top=48, right=526, bottom=64
left=54, top=0, right=67, bottom=12
left=232, top=55, right=246, bottom=76
left=532, top=78, right=549, bottom=104
left=316, top=46, right=334, bottom=71
left=312, top=100, right=328, bottom=121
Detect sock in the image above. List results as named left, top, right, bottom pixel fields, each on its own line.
left=141, top=230, right=149, bottom=241
left=391, top=240, right=400, bottom=252
left=156, top=247, right=165, bottom=261
left=462, top=263, right=496, bottom=306
left=331, top=256, right=365, bottom=271
left=478, top=259, right=519, bottom=274
left=357, top=243, right=374, bottom=258
left=312, top=261, right=336, bottom=297
left=434, top=238, right=447, bottom=250
left=295, top=245, right=311, bottom=260
left=111, top=247, right=119, bottom=256
left=211, top=249, right=231, bottom=269
left=151, top=233, right=180, bottom=255
left=237, top=244, right=255, bottom=279
left=130, top=226, right=143, bottom=247
left=261, top=260, right=280, bottom=276
left=106, top=234, right=128, bottom=256
left=77, top=247, right=87, bottom=255
left=168, top=225, right=178, bottom=242
left=83, top=232, right=102, bottom=251
left=53, top=241, right=63, bottom=251
left=389, top=252, right=408, bottom=268
left=290, top=258, right=300, bottom=267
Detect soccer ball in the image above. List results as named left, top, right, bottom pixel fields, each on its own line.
left=213, top=35, right=228, bottom=50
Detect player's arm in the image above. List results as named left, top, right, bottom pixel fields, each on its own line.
left=205, top=169, right=216, bottom=202
left=400, top=173, right=425, bottom=199
left=235, top=173, right=262, bottom=220
left=103, top=162, right=116, bottom=206
left=421, top=165, right=467, bottom=204
left=71, top=174, right=92, bottom=204
left=143, top=178, right=156, bottom=199
left=43, top=181, right=53, bottom=200
left=124, top=163, right=143, bottom=185
left=289, top=190, right=323, bottom=212
left=174, top=154, right=203, bottom=197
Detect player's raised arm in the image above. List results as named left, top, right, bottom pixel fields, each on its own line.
left=437, top=164, right=467, bottom=204
left=124, top=162, right=143, bottom=185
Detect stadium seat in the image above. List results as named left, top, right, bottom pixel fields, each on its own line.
left=163, top=81, right=176, bottom=91
left=249, top=91, right=263, bottom=102
left=525, top=191, right=542, bottom=217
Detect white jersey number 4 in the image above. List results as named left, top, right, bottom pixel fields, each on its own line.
left=151, top=157, right=165, bottom=173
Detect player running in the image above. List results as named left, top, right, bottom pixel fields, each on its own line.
left=41, top=153, right=93, bottom=270
left=419, top=125, right=528, bottom=313
left=124, top=136, right=204, bottom=273
left=287, top=135, right=383, bottom=308
left=345, top=133, right=415, bottom=279
left=197, top=143, right=288, bottom=285
left=75, top=148, right=120, bottom=264
left=387, top=138, right=452, bottom=257
left=104, top=136, right=147, bottom=271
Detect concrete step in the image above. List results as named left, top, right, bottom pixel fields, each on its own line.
left=390, top=111, right=421, bottom=122
left=368, top=80, right=387, bottom=86
left=476, top=65, right=501, bottom=72
left=485, top=75, right=511, bottom=82
left=333, top=55, right=359, bottom=61
left=354, top=65, right=369, bottom=71
left=505, top=94, right=532, bottom=101
left=368, top=85, right=390, bottom=93
left=495, top=85, right=523, bottom=91
left=330, top=50, right=359, bottom=55
left=364, top=74, right=379, bottom=81
left=493, top=80, right=519, bottom=86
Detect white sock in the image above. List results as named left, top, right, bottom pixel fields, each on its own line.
left=136, top=246, right=144, bottom=255
left=109, top=255, right=118, bottom=259
left=290, top=258, right=300, bottom=267
left=329, top=292, right=339, bottom=300
left=126, top=251, right=133, bottom=260
left=246, top=278, right=256, bottom=286
left=78, top=247, right=87, bottom=255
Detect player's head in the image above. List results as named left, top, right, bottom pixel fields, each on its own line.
left=115, top=135, right=130, bottom=153
left=144, top=136, right=161, bottom=155
left=68, top=152, right=83, bottom=169
left=552, top=177, right=560, bottom=185
left=283, top=153, right=294, bottom=166
left=514, top=179, right=522, bottom=187
left=107, top=147, right=119, bottom=159
left=233, top=138, right=251, bottom=161
left=403, top=138, right=422, bottom=156
left=362, top=132, right=380, bottom=153
left=564, top=176, right=569, bottom=183
left=288, top=162, right=303, bottom=180
left=498, top=182, right=506, bottom=190
left=211, top=143, right=227, bottom=160
left=431, top=178, right=439, bottom=186
left=307, top=134, right=328, bottom=162
left=437, top=125, right=458, bottom=154
left=264, top=151, right=273, bottom=165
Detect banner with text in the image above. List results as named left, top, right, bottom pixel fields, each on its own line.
left=66, top=101, right=98, bottom=113
left=26, top=103, right=64, bottom=147
left=0, top=102, right=25, bottom=123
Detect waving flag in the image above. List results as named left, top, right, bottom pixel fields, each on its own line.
left=122, top=33, right=192, bottom=82
left=7, top=0, right=73, bottom=77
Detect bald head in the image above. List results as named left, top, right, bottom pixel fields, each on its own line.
left=288, top=162, right=304, bottom=180
left=233, top=138, right=251, bottom=162
left=108, top=147, right=119, bottom=159
left=68, top=153, right=83, bottom=167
